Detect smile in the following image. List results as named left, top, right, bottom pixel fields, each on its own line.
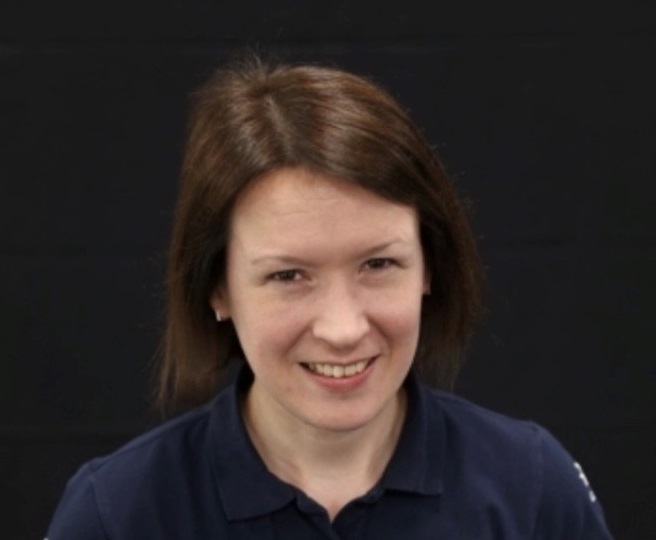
left=303, top=359, right=372, bottom=379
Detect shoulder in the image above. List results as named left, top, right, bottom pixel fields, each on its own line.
left=427, top=387, right=543, bottom=459
left=530, top=426, right=612, bottom=539
left=82, top=401, right=214, bottom=490
left=422, top=386, right=613, bottom=539
left=46, top=403, right=216, bottom=539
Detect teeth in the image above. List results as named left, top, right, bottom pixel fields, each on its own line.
left=306, top=360, right=369, bottom=379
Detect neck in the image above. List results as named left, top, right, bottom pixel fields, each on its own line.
left=243, top=386, right=407, bottom=520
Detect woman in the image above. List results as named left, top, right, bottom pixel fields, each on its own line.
left=47, top=59, right=613, bottom=538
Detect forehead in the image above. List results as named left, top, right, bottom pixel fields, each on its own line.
left=228, top=168, right=419, bottom=253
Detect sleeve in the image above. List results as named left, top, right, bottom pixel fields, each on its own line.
left=46, top=463, right=109, bottom=540
left=532, top=425, right=614, bottom=540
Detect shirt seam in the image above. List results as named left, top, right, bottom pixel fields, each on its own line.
left=86, top=464, right=114, bottom=540
left=432, top=389, right=536, bottom=431
left=87, top=407, right=212, bottom=475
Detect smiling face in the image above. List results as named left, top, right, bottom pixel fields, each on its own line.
left=211, top=167, right=429, bottom=434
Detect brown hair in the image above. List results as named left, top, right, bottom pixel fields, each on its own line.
left=157, top=57, right=484, bottom=411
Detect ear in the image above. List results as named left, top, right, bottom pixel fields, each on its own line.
left=209, top=286, right=231, bottom=321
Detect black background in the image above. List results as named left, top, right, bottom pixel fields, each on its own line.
left=1, top=2, right=654, bottom=538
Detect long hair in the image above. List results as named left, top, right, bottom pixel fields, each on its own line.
left=158, top=58, right=484, bottom=411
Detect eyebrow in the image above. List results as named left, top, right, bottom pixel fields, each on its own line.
left=249, top=239, right=409, bottom=266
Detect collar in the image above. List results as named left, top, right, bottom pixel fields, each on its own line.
left=379, top=369, right=445, bottom=496
left=207, top=364, right=444, bottom=521
left=208, top=366, right=296, bottom=521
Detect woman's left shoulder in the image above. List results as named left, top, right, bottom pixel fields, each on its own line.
left=424, top=388, right=614, bottom=539
left=426, top=387, right=550, bottom=462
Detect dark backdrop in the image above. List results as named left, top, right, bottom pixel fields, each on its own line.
left=1, top=2, right=654, bottom=539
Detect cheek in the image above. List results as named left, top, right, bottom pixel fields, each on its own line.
left=386, top=290, right=423, bottom=346
left=373, top=290, right=424, bottom=345
left=384, top=305, right=422, bottom=342
left=232, top=300, right=311, bottom=363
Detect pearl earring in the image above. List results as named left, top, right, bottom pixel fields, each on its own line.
left=215, top=310, right=222, bottom=322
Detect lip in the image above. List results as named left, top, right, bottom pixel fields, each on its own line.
left=301, top=356, right=378, bottom=392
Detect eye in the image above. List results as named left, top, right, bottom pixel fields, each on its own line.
left=364, top=258, right=395, bottom=271
left=270, top=269, right=302, bottom=282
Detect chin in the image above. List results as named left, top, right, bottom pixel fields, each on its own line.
left=300, top=403, right=391, bottom=434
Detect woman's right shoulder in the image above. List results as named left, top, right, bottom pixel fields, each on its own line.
left=46, top=402, right=215, bottom=540
left=90, top=401, right=214, bottom=480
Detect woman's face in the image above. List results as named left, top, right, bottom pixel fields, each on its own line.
left=212, top=167, right=429, bottom=433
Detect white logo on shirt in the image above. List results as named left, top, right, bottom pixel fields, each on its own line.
left=574, top=461, right=597, bottom=503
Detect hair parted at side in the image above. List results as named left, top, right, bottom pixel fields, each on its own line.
left=157, top=56, right=485, bottom=412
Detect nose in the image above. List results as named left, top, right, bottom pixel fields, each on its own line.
left=311, top=279, right=370, bottom=349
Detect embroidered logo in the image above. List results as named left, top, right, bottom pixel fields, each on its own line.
left=574, top=461, right=597, bottom=503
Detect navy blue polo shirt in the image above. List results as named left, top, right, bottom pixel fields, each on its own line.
left=47, top=366, right=612, bottom=539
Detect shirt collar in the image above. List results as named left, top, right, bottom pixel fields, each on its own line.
left=208, top=364, right=444, bottom=521
left=208, top=365, right=296, bottom=521
left=380, top=369, right=445, bottom=496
